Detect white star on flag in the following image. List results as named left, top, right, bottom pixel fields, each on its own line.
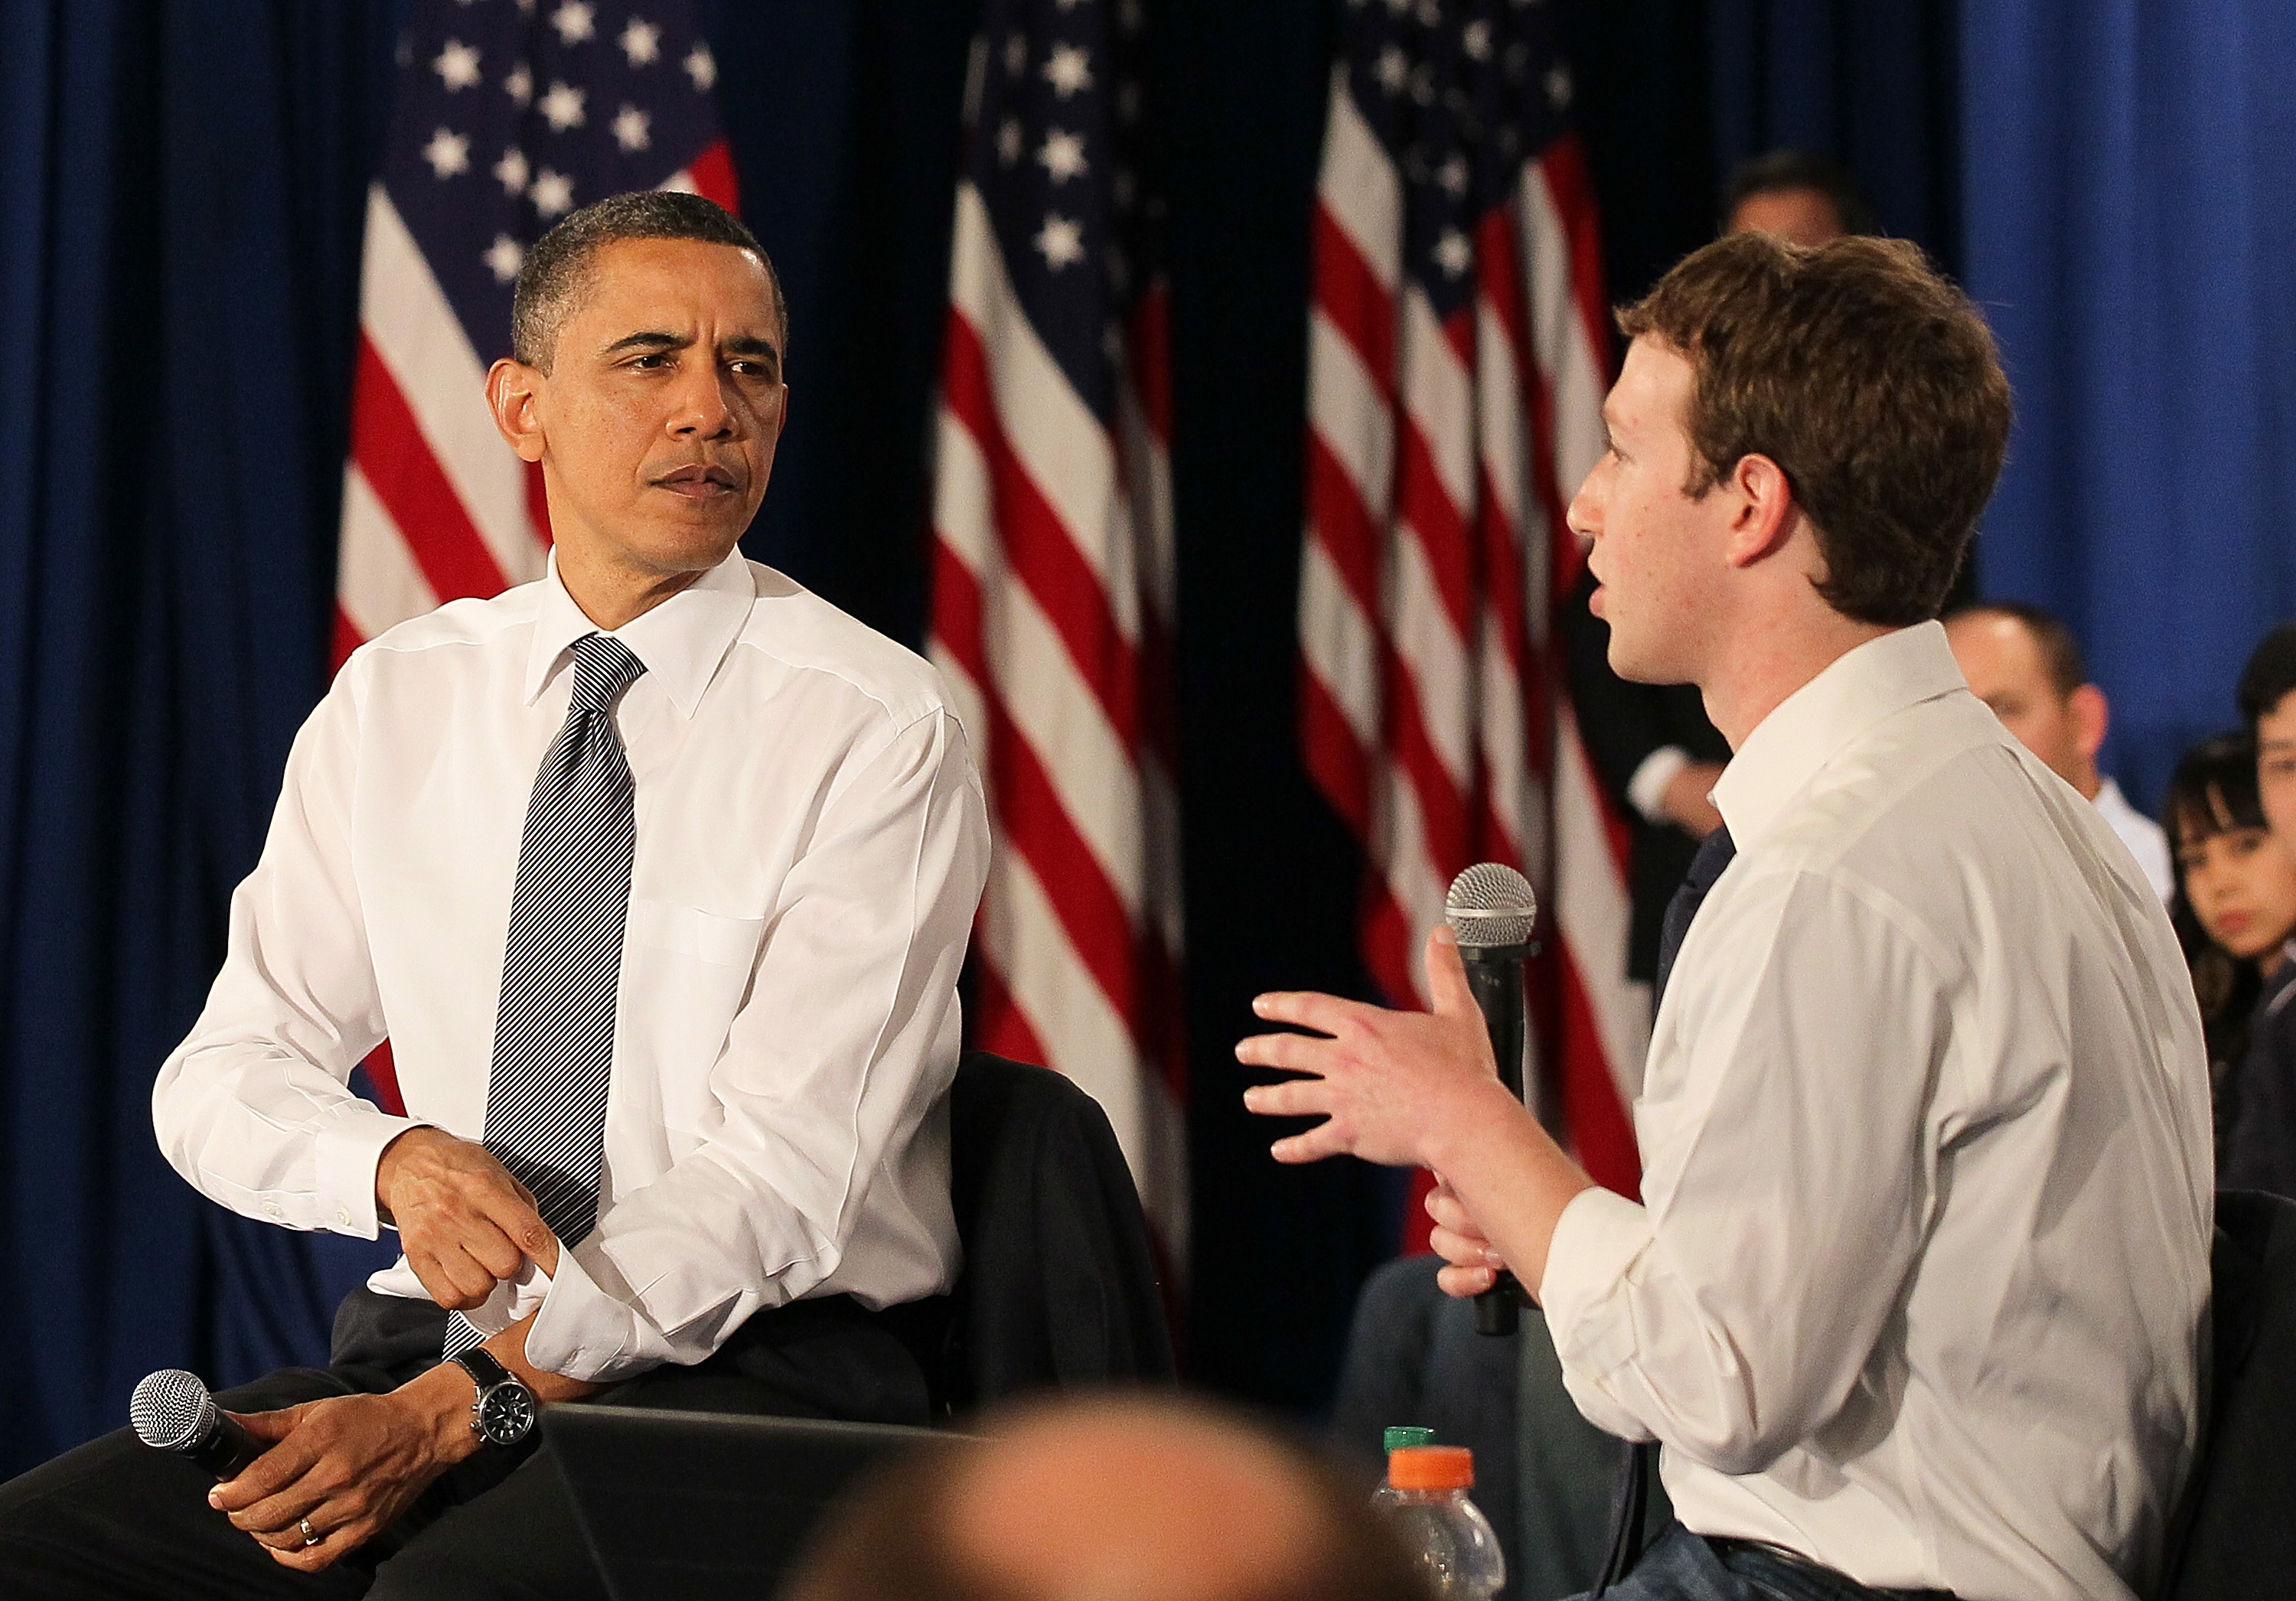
left=1375, top=45, right=1408, bottom=93
left=1037, top=129, right=1088, bottom=183
left=422, top=127, right=471, bottom=179
left=996, top=117, right=1024, bottom=166
left=435, top=39, right=481, bottom=92
left=504, top=63, right=533, bottom=106
left=484, top=233, right=525, bottom=284
left=1437, top=153, right=1466, bottom=195
left=1003, top=32, right=1028, bottom=79
left=1033, top=214, right=1086, bottom=270
left=1545, top=64, right=1574, bottom=109
left=530, top=168, right=576, bottom=217
left=619, top=17, right=661, bottom=67
left=684, top=43, right=716, bottom=91
left=540, top=80, right=587, bottom=131
left=550, top=2, right=595, bottom=46
left=1433, top=228, right=1470, bottom=277
left=612, top=104, right=652, bottom=152
left=1042, top=43, right=1093, bottom=97
left=493, top=145, right=530, bottom=196
left=1463, top=19, right=1493, bottom=59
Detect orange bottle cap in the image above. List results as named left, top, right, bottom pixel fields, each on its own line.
left=1388, top=1444, right=1474, bottom=1491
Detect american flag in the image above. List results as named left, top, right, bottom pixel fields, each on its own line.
left=1296, top=0, right=1645, bottom=1227
left=928, top=0, right=1188, bottom=1261
left=335, top=0, right=735, bottom=1110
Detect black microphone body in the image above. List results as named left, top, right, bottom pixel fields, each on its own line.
left=1459, top=936, right=1531, bottom=1335
left=131, top=1370, right=265, bottom=1480
left=1444, top=862, right=1540, bottom=1339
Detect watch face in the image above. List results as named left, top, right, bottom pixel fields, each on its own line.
left=477, top=1381, right=536, bottom=1446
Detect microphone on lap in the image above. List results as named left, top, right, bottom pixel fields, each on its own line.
left=1444, top=863, right=1538, bottom=1338
left=131, top=1369, right=263, bottom=1481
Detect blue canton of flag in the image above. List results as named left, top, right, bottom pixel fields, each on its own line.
left=380, top=0, right=729, bottom=366
left=963, top=0, right=1162, bottom=426
left=1341, top=0, right=1573, bottom=321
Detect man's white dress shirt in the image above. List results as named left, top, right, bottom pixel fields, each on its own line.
left=2094, top=775, right=2176, bottom=903
left=153, top=552, right=990, bottom=1383
left=1538, top=623, right=2213, bottom=1601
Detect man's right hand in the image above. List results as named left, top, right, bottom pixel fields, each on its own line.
left=373, top=1128, right=559, bottom=1311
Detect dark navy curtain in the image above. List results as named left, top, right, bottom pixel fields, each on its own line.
left=0, top=0, right=405, bottom=1474
left=1963, top=1, right=2296, bottom=816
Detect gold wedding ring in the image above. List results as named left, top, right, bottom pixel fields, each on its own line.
left=298, top=1517, right=320, bottom=1549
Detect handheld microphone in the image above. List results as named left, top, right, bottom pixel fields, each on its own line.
left=1444, top=863, right=1537, bottom=1337
left=131, top=1369, right=263, bottom=1480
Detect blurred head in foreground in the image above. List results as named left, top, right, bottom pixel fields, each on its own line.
left=784, top=1394, right=1432, bottom=1601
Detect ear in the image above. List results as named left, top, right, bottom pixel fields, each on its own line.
left=2068, top=682, right=2109, bottom=763
left=1719, top=452, right=1799, bottom=569
left=487, top=358, right=546, bottom=464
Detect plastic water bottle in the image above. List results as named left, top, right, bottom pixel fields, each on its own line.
left=1376, top=1444, right=1506, bottom=1599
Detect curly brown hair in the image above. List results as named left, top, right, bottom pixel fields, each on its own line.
left=1618, top=231, right=2012, bottom=626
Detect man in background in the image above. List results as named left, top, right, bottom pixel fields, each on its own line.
left=1947, top=601, right=2174, bottom=901
left=1721, top=148, right=1875, bottom=245
left=2225, top=624, right=2296, bottom=1194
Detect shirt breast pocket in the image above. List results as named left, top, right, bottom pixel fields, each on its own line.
left=621, top=898, right=767, bottom=1136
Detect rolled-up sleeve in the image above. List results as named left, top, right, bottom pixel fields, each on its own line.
left=526, top=706, right=989, bottom=1381
left=152, top=670, right=424, bottom=1241
left=1538, top=867, right=1950, bottom=1475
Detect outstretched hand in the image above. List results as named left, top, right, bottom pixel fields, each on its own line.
left=1236, top=927, right=1512, bottom=1169
left=375, top=1127, right=559, bottom=1311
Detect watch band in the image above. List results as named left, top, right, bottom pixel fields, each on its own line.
left=451, top=1348, right=511, bottom=1393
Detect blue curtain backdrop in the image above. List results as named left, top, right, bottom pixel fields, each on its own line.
left=1963, top=1, right=2296, bottom=815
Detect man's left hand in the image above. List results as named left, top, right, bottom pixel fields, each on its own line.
left=208, top=1366, right=475, bottom=1572
left=1238, top=927, right=1515, bottom=1167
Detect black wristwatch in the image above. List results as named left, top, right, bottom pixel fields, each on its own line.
left=449, top=1349, right=537, bottom=1448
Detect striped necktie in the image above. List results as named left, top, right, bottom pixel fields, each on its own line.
left=445, top=632, right=647, bottom=1358
left=1592, top=821, right=1735, bottom=1593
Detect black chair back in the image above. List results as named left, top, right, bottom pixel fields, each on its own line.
left=941, top=1051, right=1176, bottom=1413
left=2158, top=1189, right=2296, bottom=1599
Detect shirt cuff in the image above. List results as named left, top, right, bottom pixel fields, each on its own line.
left=1539, top=1184, right=1656, bottom=1381
left=525, top=1239, right=651, bottom=1384
left=313, top=1100, right=427, bottom=1239
left=1626, top=745, right=1694, bottom=826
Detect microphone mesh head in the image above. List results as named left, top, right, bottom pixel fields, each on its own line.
left=131, top=1369, right=216, bottom=1450
left=1446, top=862, right=1538, bottom=948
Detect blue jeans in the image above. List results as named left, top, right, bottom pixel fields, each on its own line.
left=1569, top=1524, right=1948, bottom=1601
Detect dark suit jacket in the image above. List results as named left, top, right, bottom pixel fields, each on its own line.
left=1561, top=569, right=1731, bottom=982
left=2220, top=960, right=2296, bottom=1199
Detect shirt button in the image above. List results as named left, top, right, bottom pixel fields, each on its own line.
left=263, top=1202, right=283, bottom=1218
left=337, top=1207, right=352, bottom=1227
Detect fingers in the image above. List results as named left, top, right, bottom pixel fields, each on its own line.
left=1247, top=989, right=1368, bottom=1037
left=1429, top=1223, right=1505, bottom=1273
left=1240, top=1075, right=1332, bottom=1120
left=227, top=1404, right=308, bottom=1446
left=1436, top=1261, right=1499, bottom=1298
left=1423, top=927, right=1479, bottom=1022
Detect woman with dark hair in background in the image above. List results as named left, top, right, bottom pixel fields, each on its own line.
left=2164, top=731, right=2296, bottom=1157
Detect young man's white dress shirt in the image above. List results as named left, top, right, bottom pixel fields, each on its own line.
left=1538, top=622, right=2214, bottom=1601
left=153, top=550, right=990, bottom=1382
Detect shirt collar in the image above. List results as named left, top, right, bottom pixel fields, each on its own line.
left=522, top=548, right=755, bottom=717
left=1710, top=621, right=1969, bottom=850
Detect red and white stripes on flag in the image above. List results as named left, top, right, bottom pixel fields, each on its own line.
left=927, top=9, right=1188, bottom=1264
left=1298, top=51, right=1648, bottom=1221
